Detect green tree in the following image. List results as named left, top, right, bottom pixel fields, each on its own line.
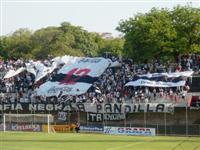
left=0, top=22, right=123, bottom=60
left=171, top=5, right=200, bottom=54
left=2, top=28, right=32, bottom=59
left=60, top=22, right=99, bottom=56
left=0, top=37, right=7, bottom=59
left=31, top=22, right=99, bottom=59
left=117, top=5, right=200, bottom=62
left=31, top=26, right=74, bottom=59
left=98, top=38, right=124, bottom=56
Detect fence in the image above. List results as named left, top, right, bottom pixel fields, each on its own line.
left=74, top=107, right=200, bottom=136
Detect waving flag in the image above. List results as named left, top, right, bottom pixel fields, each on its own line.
left=125, top=71, right=193, bottom=87
left=37, top=57, right=110, bottom=96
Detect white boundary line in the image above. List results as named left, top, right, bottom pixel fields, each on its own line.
left=2, top=131, right=87, bottom=137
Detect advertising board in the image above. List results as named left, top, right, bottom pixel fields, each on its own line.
left=80, top=125, right=103, bottom=132
left=104, top=126, right=155, bottom=136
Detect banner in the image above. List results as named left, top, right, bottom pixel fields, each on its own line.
left=57, top=112, right=67, bottom=121
left=37, top=57, right=110, bottom=96
left=52, top=55, right=82, bottom=65
left=33, top=61, right=52, bottom=82
left=125, top=71, right=193, bottom=87
left=87, top=113, right=126, bottom=122
left=3, top=123, right=42, bottom=132
left=52, top=125, right=72, bottom=133
left=104, top=126, right=156, bottom=136
left=0, top=103, right=174, bottom=113
left=4, top=67, right=26, bottom=79
left=80, top=125, right=103, bottom=132
left=125, top=79, right=186, bottom=87
left=139, top=71, right=193, bottom=78
left=26, top=63, right=37, bottom=76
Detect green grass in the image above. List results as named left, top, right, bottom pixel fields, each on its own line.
left=0, top=132, right=200, bottom=150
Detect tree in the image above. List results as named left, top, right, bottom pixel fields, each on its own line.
left=30, top=26, right=75, bottom=59
left=0, top=37, right=7, bottom=59
left=0, top=22, right=123, bottom=60
left=30, top=22, right=100, bottom=59
left=98, top=38, right=124, bottom=56
left=171, top=5, right=200, bottom=54
left=2, top=28, right=32, bottom=59
left=117, top=5, right=200, bottom=62
left=60, top=22, right=99, bottom=56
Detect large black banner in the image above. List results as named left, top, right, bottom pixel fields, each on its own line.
left=87, top=113, right=126, bottom=122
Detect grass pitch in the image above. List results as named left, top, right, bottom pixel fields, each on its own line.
left=0, top=132, right=200, bottom=150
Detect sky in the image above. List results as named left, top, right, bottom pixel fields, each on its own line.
left=0, top=0, right=200, bottom=37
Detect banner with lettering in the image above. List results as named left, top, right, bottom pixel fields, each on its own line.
left=0, top=103, right=174, bottom=113
left=36, top=57, right=110, bottom=96
left=87, top=113, right=126, bottom=122
left=104, top=126, right=156, bottom=136
left=125, top=79, right=186, bottom=87
left=0, top=123, right=42, bottom=132
left=125, top=71, right=193, bottom=87
left=139, top=71, right=193, bottom=78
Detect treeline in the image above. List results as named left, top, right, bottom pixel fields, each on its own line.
left=0, top=22, right=124, bottom=60
left=0, top=5, right=199, bottom=61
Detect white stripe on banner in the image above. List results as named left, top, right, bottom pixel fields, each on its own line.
left=125, top=79, right=186, bottom=87
left=139, top=71, right=193, bottom=78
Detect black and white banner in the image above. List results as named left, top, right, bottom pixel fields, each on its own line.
left=125, top=71, right=193, bottom=87
left=4, top=55, right=84, bottom=81
left=37, top=57, right=110, bottom=96
left=0, top=103, right=174, bottom=113
left=87, top=113, right=126, bottom=122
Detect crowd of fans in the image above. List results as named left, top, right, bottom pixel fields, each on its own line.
left=0, top=53, right=199, bottom=104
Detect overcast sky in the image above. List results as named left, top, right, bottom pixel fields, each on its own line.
left=1, top=0, right=199, bottom=36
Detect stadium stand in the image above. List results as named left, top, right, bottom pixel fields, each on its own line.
left=0, top=53, right=200, bottom=135
left=0, top=53, right=199, bottom=104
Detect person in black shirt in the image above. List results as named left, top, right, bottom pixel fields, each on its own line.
left=75, top=122, right=80, bottom=133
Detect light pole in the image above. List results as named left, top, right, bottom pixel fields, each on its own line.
left=185, top=97, right=188, bottom=136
